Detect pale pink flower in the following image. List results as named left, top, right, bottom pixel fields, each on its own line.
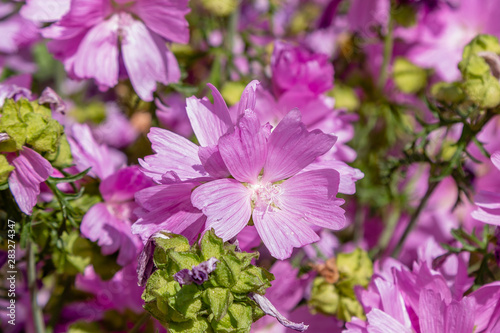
left=472, top=151, right=500, bottom=225
left=40, top=0, right=190, bottom=101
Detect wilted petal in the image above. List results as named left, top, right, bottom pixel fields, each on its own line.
left=191, top=178, right=252, bottom=241
left=263, top=109, right=337, bottom=183
left=249, top=293, right=309, bottom=332
left=39, top=87, right=66, bottom=114
left=8, top=148, right=52, bottom=215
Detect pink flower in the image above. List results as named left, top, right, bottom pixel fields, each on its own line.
left=347, top=252, right=500, bottom=333
left=80, top=166, right=152, bottom=266
left=191, top=108, right=346, bottom=259
left=400, top=0, right=500, bottom=81
left=20, top=0, right=70, bottom=22
left=7, top=147, right=53, bottom=215
left=271, top=41, right=334, bottom=97
left=40, top=0, right=190, bottom=101
left=472, top=151, right=500, bottom=225
left=67, top=123, right=126, bottom=180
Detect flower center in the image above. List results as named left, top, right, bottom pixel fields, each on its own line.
left=249, top=182, right=283, bottom=211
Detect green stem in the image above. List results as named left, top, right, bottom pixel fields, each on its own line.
left=391, top=181, right=438, bottom=257
left=377, top=10, right=395, bottom=90
left=128, top=312, right=150, bottom=333
left=28, top=240, right=45, bottom=333
left=370, top=205, right=401, bottom=258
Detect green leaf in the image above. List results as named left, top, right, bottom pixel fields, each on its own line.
left=48, top=168, right=91, bottom=184
left=201, top=229, right=225, bottom=261
left=171, top=284, right=203, bottom=320
left=202, top=287, right=233, bottom=321
left=231, top=266, right=273, bottom=295
left=211, top=302, right=253, bottom=333
left=0, top=154, right=14, bottom=184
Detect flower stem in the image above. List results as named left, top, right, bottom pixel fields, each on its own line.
left=377, top=9, right=394, bottom=90
left=28, top=240, right=45, bottom=333
left=391, top=181, right=438, bottom=258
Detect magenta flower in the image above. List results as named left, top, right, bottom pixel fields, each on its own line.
left=6, top=147, right=53, bottom=215
left=271, top=41, right=334, bottom=97
left=191, top=109, right=346, bottom=259
left=81, top=166, right=152, bottom=266
left=21, top=0, right=70, bottom=22
left=40, top=0, right=190, bottom=101
left=347, top=254, right=500, bottom=333
left=471, top=151, right=500, bottom=225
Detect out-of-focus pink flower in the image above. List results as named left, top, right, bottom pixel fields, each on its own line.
left=40, top=0, right=190, bottom=101
left=472, top=151, right=500, bottom=225
left=91, top=102, right=139, bottom=149
left=21, top=0, right=71, bottom=22
left=7, top=147, right=53, bottom=215
left=400, top=0, right=500, bottom=81
left=271, top=41, right=334, bottom=97
left=347, top=0, right=390, bottom=35
left=191, top=108, right=346, bottom=259
left=81, top=166, right=152, bottom=266
left=346, top=251, right=500, bottom=333
left=155, top=93, right=193, bottom=138
left=67, top=123, right=126, bottom=180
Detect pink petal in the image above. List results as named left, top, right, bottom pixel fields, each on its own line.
left=471, top=207, right=500, bottom=225
left=219, top=110, right=269, bottom=183
left=185, top=84, right=232, bottom=147
left=444, top=297, right=474, bottom=333
left=198, top=145, right=230, bottom=178
left=491, top=151, right=500, bottom=171
left=121, top=14, right=171, bottom=101
left=263, top=109, right=337, bottom=183
left=303, top=159, right=364, bottom=195
left=133, top=182, right=206, bottom=243
left=366, top=309, right=413, bottom=333
left=20, top=0, right=70, bottom=22
left=469, top=281, right=500, bottom=332
left=191, top=179, right=252, bottom=241
left=280, top=169, right=345, bottom=230
left=73, top=15, right=119, bottom=88
left=418, top=289, right=444, bottom=333
left=236, top=80, right=260, bottom=118
left=8, top=148, right=53, bottom=215
left=68, top=123, right=126, bottom=179
left=474, top=191, right=500, bottom=209
left=99, top=166, right=153, bottom=202
left=252, top=208, right=319, bottom=260
left=373, top=278, right=411, bottom=327
left=132, top=0, right=190, bottom=44
left=139, top=127, right=208, bottom=183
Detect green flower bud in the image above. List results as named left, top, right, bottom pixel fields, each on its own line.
left=0, top=98, right=66, bottom=153
left=221, top=82, right=246, bottom=106
left=200, top=0, right=238, bottom=16
left=142, top=230, right=274, bottom=332
left=308, top=248, right=372, bottom=322
left=431, top=82, right=465, bottom=104
left=459, top=35, right=500, bottom=108
left=70, top=102, right=107, bottom=124
left=393, top=5, right=417, bottom=28
left=392, top=57, right=428, bottom=94
left=329, top=85, right=360, bottom=111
